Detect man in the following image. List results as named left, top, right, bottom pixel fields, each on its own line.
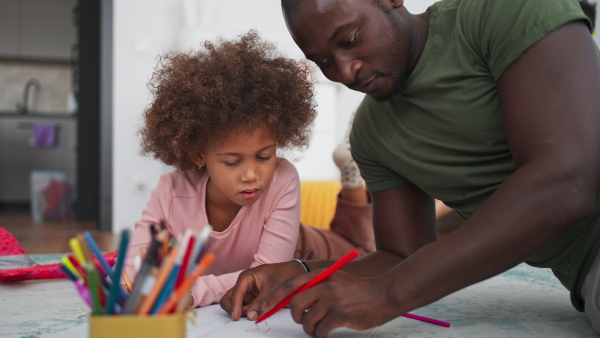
left=220, top=0, right=600, bottom=336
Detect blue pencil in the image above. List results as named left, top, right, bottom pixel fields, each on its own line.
left=104, top=229, right=129, bottom=315
left=60, top=263, right=79, bottom=282
left=150, top=265, right=178, bottom=314
left=83, top=231, right=128, bottom=301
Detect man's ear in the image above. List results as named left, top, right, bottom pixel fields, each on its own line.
left=391, top=0, right=404, bottom=8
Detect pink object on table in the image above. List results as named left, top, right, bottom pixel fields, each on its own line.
left=0, top=227, right=117, bottom=282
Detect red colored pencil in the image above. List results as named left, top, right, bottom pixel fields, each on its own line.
left=175, top=234, right=195, bottom=289
left=256, top=249, right=358, bottom=323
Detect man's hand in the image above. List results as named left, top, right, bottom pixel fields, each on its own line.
left=258, top=269, right=397, bottom=338
left=220, top=260, right=307, bottom=320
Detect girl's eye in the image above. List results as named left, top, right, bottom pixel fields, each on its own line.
left=257, top=156, right=272, bottom=161
left=224, top=162, right=238, bottom=167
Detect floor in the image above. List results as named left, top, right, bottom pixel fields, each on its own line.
left=3, top=255, right=594, bottom=337
left=0, top=212, right=118, bottom=254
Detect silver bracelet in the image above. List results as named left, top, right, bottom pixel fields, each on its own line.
left=292, top=259, right=310, bottom=273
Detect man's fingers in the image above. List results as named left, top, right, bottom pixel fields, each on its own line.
left=229, top=277, right=255, bottom=320
left=257, top=271, right=318, bottom=318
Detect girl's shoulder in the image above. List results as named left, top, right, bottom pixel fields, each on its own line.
left=156, top=169, right=207, bottom=196
left=274, top=157, right=299, bottom=182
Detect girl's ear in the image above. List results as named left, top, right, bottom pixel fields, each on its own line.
left=192, top=156, right=205, bottom=167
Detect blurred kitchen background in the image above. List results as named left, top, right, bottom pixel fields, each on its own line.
left=1, top=0, right=597, bottom=253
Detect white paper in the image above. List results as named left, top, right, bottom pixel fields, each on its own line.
left=46, top=304, right=376, bottom=338
left=189, top=305, right=376, bottom=338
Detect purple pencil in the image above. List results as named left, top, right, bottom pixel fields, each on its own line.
left=403, top=313, right=451, bottom=327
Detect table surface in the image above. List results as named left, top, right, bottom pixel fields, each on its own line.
left=0, top=254, right=596, bottom=338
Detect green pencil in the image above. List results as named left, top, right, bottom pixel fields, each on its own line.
left=86, top=262, right=102, bottom=315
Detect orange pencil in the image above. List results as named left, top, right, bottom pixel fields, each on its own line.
left=121, top=270, right=133, bottom=292
left=136, top=246, right=180, bottom=315
left=157, top=253, right=215, bottom=315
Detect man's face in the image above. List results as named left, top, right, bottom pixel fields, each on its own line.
left=285, top=0, right=412, bottom=101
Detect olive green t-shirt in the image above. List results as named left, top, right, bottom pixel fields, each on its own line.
left=351, top=0, right=599, bottom=311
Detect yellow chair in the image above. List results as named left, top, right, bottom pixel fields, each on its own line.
left=299, top=180, right=341, bottom=230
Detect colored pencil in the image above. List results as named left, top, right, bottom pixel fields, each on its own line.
left=137, top=246, right=180, bottom=315
left=104, top=229, right=129, bottom=315
left=256, top=249, right=359, bottom=323
left=86, top=262, right=102, bottom=315
left=189, top=226, right=212, bottom=274
left=123, top=228, right=162, bottom=314
left=61, top=256, right=81, bottom=280
left=69, top=238, right=87, bottom=264
left=84, top=232, right=114, bottom=278
left=121, top=270, right=133, bottom=292
left=150, top=230, right=191, bottom=314
left=176, top=234, right=196, bottom=288
left=67, top=255, right=88, bottom=286
left=60, top=263, right=79, bottom=282
left=402, top=313, right=450, bottom=328
left=157, top=253, right=215, bottom=315
left=150, top=268, right=177, bottom=315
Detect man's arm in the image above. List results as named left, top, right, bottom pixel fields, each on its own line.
left=304, top=184, right=437, bottom=276
left=253, top=21, right=600, bottom=337
left=373, top=19, right=600, bottom=319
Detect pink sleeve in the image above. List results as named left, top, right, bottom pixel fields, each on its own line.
left=190, top=160, right=301, bottom=307
left=123, top=174, right=172, bottom=283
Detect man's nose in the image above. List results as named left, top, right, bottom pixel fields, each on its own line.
left=335, top=56, right=362, bottom=86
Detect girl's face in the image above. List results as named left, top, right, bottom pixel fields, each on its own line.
left=196, top=124, right=277, bottom=209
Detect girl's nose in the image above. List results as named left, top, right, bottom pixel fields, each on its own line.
left=242, top=165, right=257, bottom=182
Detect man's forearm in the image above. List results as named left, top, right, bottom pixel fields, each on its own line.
left=304, top=250, right=403, bottom=277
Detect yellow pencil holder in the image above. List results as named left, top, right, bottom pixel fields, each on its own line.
left=89, top=313, right=187, bottom=338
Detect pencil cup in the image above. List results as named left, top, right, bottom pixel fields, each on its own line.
left=89, top=313, right=187, bottom=338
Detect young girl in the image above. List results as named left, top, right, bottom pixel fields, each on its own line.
left=123, top=31, right=374, bottom=308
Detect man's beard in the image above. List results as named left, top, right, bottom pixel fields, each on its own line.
left=371, top=70, right=407, bottom=102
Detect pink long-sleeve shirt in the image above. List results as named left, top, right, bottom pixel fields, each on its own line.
left=123, top=158, right=300, bottom=307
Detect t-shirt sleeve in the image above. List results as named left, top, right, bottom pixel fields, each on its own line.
left=459, top=0, right=590, bottom=81
left=190, top=160, right=301, bottom=307
left=350, top=100, right=412, bottom=192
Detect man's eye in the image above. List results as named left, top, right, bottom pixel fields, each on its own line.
left=316, top=58, right=329, bottom=67
left=343, top=33, right=356, bottom=46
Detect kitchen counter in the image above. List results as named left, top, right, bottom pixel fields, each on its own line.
left=0, top=110, right=77, bottom=118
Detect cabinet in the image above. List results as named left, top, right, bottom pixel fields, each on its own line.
left=0, top=115, right=77, bottom=203
left=0, top=0, right=77, bottom=61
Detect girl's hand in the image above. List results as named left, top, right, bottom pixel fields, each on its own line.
left=184, top=292, right=193, bottom=308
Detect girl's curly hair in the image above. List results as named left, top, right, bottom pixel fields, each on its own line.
left=139, top=30, right=317, bottom=171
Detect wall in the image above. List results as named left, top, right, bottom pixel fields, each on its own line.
left=118, top=0, right=600, bottom=233
left=112, top=0, right=378, bottom=233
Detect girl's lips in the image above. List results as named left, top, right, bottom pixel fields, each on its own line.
left=241, top=189, right=259, bottom=200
